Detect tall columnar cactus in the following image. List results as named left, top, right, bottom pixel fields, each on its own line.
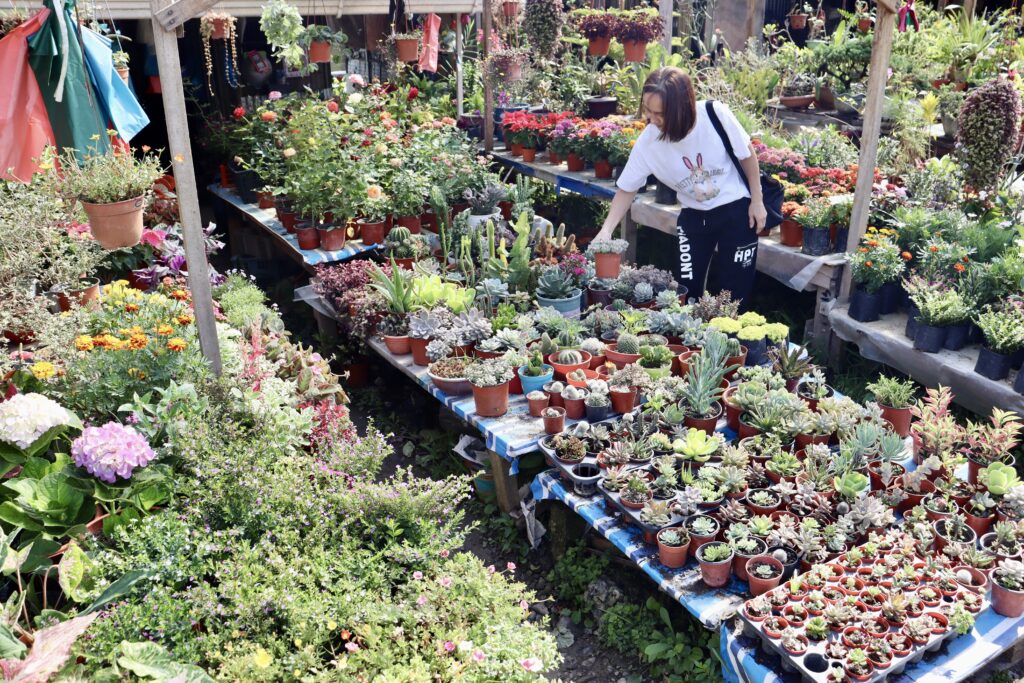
left=956, top=78, right=1023, bottom=192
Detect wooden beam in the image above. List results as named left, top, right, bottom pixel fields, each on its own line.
left=151, top=0, right=223, bottom=374
left=840, top=5, right=897, bottom=302
left=456, top=13, right=464, bottom=117
left=487, top=449, right=519, bottom=513
left=660, top=0, right=673, bottom=54
left=482, top=0, right=494, bottom=150
left=152, top=0, right=219, bottom=31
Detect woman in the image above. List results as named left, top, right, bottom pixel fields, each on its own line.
left=593, top=67, right=766, bottom=306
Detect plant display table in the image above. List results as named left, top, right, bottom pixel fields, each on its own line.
left=828, top=308, right=1024, bottom=417
left=208, top=184, right=378, bottom=273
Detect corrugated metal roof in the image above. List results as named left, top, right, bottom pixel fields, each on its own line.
left=94, top=0, right=481, bottom=19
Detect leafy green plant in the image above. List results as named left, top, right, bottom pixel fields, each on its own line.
left=547, top=543, right=609, bottom=623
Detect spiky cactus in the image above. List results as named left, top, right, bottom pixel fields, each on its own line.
left=615, top=333, right=640, bottom=355
left=556, top=349, right=584, bottom=365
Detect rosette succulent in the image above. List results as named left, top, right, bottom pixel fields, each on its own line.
left=71, top=422, right=156, bottom=483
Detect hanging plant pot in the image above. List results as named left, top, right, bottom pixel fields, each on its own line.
left=848, top=286, right=881, bottom=323
left=593, top=159, right=613, bottom=179
left=358, top=219, right=388, bottom=245
left=586, top=95, right=618, bottom=118
left=975, top=346, right=1013, bottom=381
left=208, top=17, right=231, bottom=39
left=800, top=228, right=831, bottom=256
left=622, top=40, right=648, bottom=63
left=566, top=153, right=585, bottom=172
left=779, top=218, right=803, bottom=247
left=116, top=67, right=130, bottom=85
left=587, top=35, right=611, bottom=56
left=395, top=38, right=419, bottom=62
left=501, top=0, right=520, bottom=17
left=788, top=13, right=808, bottom=29
left=308, top=41, right=332, bottom=63
left=506, top=61, right=523, bottom=82
left=82, top=196, right=145, bottom=250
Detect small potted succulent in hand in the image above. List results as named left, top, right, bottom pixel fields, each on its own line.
left=586, top=238, right=629, bottom=279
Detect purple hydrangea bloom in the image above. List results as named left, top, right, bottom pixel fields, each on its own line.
left=71, top=422, right=156, bottom=483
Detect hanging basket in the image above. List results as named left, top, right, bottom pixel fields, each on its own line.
left=308, top=41, right=332, bottom=64
left=82, top=196, right=145, bottom=250
left=207, top=17, right=231, bottom=40
left=395, top=38, right=419, bottom=62
left=501, top=0, right=520, bottom=17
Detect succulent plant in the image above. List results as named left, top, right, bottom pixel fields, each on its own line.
left=580, top=337, right=605, bottom=356
left=556, top=349, right=584, bottom=365
left=640, top=499, right=673, bottom=526
left=633, top=282, right=654, bottom=303
left=536, top=267, right=577, bottom=300
left=614, top=333, right=640, bottom=355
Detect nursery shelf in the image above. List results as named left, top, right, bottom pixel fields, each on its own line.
left=208, top=184, right=379, bottom=272
left=828, top=308, right=1024, bottom=417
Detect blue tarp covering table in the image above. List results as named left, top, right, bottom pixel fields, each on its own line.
left=208, top=184, right=378, bottom=270
left=489, top=147, right=618, bottom=201
left=720, top=606, right=1024, bottom=683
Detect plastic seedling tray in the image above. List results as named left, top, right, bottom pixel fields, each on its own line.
left=737, top=548, right=988, bottom=683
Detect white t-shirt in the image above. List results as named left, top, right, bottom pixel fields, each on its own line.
left=616, top=100, right=752, bottom=210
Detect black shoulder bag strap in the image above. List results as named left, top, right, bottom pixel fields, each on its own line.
left=704, top=100, right=784, bottom=229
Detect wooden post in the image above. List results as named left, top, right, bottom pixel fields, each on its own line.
left=660, top=0, right=673, bottom=54
left=962, top=0, right=977, bottom=17
left=151, top=0, right=222, bottom=374
left=840, top=1, right=897, bottom=302
left=482, top=0, right=494, bottom=150
left=456, top=14, right=464, bottom=117
left=487, top=449, right=519, bottom=513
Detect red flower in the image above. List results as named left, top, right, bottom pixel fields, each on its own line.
left=408, top=87, right=419, bottom=100
left=326, top=101, right=339, bottom=113
left=233, top=107, right=246, bottom=119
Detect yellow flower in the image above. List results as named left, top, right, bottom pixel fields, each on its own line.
left=125, top=303, right=140, bottom=313
left=127, top=367, right=146, bottom=379
left=155, top=324, right=174, bottom=336
left=30, top=362, right=56, bottom=380
left=294, top=638, right=302, bottom=648
left=128, top=334, right=149, bottom=350
left=252, top=647, right=273, bottom=669
left=170, top=289, right=190, bottom=301
left=167, top=337, right=188, bottom=352
left=327, top=620, right=338, bottom=630
left=176, top=314, right=194, bottom=326
left=74, top=335, right=94, bottom=351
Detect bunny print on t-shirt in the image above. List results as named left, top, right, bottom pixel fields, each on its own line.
left=679, top=153, right=721, bottom=203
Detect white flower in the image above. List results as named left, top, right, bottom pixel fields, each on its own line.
left=0, top=393, right=73, bottom=450
left=348, top=93, right=363, bottom=105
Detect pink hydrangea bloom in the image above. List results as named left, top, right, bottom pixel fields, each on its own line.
left=71, top=422, right=155, bottom=483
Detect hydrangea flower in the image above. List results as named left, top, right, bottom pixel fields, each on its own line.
left=0, top=393, right=73, bottom=450
left=71, top=422, right=156, bottom=483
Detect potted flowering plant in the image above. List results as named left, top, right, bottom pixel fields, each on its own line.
left=301, top=24, right=346, bottom=64
left=466, top=358, right=514, bottom=417
left=573, top=9, right=616, bottom=56
left=793, top=198, right=833, bottom=256
left=848, top=237, right=904, bottom=322
left=610, top=9, right=663, bottom=62
left=58, top=146, right=164, bottom=250
left=357, top=185, right=393, bottom=245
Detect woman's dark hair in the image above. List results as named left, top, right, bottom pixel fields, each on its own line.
left=640, top=67, right=696, bottom=143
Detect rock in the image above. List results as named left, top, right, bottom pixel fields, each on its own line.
left=530, top=602, right=549, bottom=616
left=581, top=656, right=596, bottom=667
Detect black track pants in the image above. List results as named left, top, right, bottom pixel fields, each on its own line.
left=674, top=197, right=758, bottom=308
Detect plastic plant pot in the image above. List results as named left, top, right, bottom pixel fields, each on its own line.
left=697, top=543, right=734, bottom=588
left=913, top=323, right=947, bottom=353
left=382, top=335, right=411, bottom=355
left=518, top=365, right=554, bottom=395
left=471, top=382, right=510, bottom=417
left=976, top=346, right=1013, bottom=381
left=527, top=393, right=550, bottom=417
left=542, top=407, right=566, bottom=435
left=571, top=463, right=601, bottom=496
left=848, top=286, right=881, bottom=323
left=656, top=528, right=691, bottom=569
left=746, top=555, right=784, bottom=596
left=801, top=228, right=831, bottom=256
left=944, top=323, right=970, bottom=350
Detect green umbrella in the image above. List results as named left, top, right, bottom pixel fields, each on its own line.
left=28, top=0, right=110, bottom=163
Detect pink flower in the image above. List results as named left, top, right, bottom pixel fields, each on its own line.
left=520, top=600, right=529, bottom=610
left=348, top=74, right=366, bottom=87
left=440, top=550, right=449, bottom=558
left=268, top=91, right=282, bottom=100
left=473, top=649, right=486, bottom=663
left=507, top=562, right=516, bottom=571
left=413, top=571, right=423, bottom=580
left=487, top=565, right=496, bottom=574
left=345, top=642, right=360, bottom=652
left=520, top=657, right=543, bottom=672
left=439, top=577, right=452, bottom=588
left=326, top=101, right=339, bottom=113
left=417, top=595, right=428, bottom=606
left=140, top=228, right=166, bottom=248
left=444, top=641, right=456, bottom=652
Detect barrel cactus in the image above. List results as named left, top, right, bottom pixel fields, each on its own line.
left=956, top=78, right=1022, bottom=192
left=615, top=333, right=640, bottom=355
left=556, top=349, right=584, bottom=365
left=640, top=334, right=668, bottom=347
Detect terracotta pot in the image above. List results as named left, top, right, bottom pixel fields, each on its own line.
left=593, top=158, right=612, bottom=179
left=308, top=40, right=332, bottom=63
left=53, top=278, right=100, bottom=312
left=609, top=388, right=637, bottom=414
left=116, top=66, right=130, bottom=84
left=382, top=335, right=411, bottom=355
left=501, top=0, right=519, bottom=16
left=395, top=38, right=418, bottom=62
left=82, top=196, right=145, bottom=249
left=420, top=209, right=438, bottom=233
left=218, top=163, right=234, bottom=188
left=566, top=153, right=585, bottom=172
left=275, top=205, right=298, bottom=232
left=594, top=252, right=622, bottom=279
left=548, top=150, right=561, bottom=165
left=566, top=369, right=598, bottom=389
left=881, top=404, right=912, bottom=437
left=780, top=95, right=815, bottom=109
left=543, top=406, right=566, bottom=434
left=318, top=227, right=347, bottom=251
left=428, top=371, right=472, bottom=396
left=746, top=556, right=784, bottom=596
left=394, top=257, right=415, bottom=270
left=788, top=13, right=808, bottom=29
left=698, top=548, right=734, bottom=587
left=472, top=381, right=510, bottom=417
left=684, top=405, right=722, bottom=436
left=547, top=352, right=592, bottom=380
left=779, top=218, right=803, bottom=247
left=965, top=509, right=995, bottom=538
left=676, top=349, right=696, bottom=378
left=256, top=191, right=275, bottom=209
left=409, top=337, right=431, bottom=366
left=528, top=394, right=550, bottom=417
left=605, top=343, right=640, bottom=369
left=86, top=509, right=109, bottom=535
left=296, top=225, right=321, bottom=250
left=622, top=39, right=648, bottom=63
left=358, top=219, right=388, bottom=245
left=657, top=529, right=691, bottom=568
left=207, top=16, right=230, bottom=39
left=588, top=35, right=611, bottom=56
left=522, top=147, right=537, bottom=162
left=724, top=347, right=748, bottom=380
left=857, top=16, right=872, bottom=31
left=954, top=565, right=989, bottom=593
left=396, top=214, right=422, bottom=234
left=564, top=395, right=586, bottom=420
left=509, top=142, right=523, bottom=157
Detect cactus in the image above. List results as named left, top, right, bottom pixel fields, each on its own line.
left=556, top=349, right=584, bottom=365
left=726, top=337, right=742, bottom=356
left=639, top=334, right=668, bottom=347
left=615, top=333, right=640, bottom=355
left=538, top=333, right=559, bottom=356
left=387, top=226, right=412, bottom=243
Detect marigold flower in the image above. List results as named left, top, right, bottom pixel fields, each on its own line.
left=954, top=263, right=966, bottom=273
left=153, top=324, right=172, bottom=336
left=30, top=362, right=56, bottom=380
left=858, top=247, right=869, bottom=253
left=866, top=239, right=879, bottom=247
left=128, top=334, right=149, bottom=350
left=166, top=338, right=188, bottom=352
left=929, top=245, right=939, bottom=253
left=74, top=335, right=94, bottom=351
left=176, top=314, right=194, bottom=326
left=367, top=185, right=383, bottom=199
left=901, top=251, right=912, bottom=260
left=865, top=261, right=873, bottom=267
left=124, top=303, right=140, bottom=313
left=170, top=289, right=190, bottom=301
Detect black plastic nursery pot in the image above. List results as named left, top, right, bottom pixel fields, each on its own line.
left=655, top=181, right=677, bottom=205
left=1013, top=348, right=1024, bottom=371
left=571, top=463, right=601, bottom=496
left=878, top=281, right=901, bottom=315
left=848, top=286, right=880, bottom=323
left=1014, top=369, right=1024, bottom=395
left=975, top=346, right=1013, bottom=381
left=833, top=226, right=849, bottom=253
left=905, top=306, right=920, bottom=340
left=745, top=338, right=769, bottom=366
left=943, top=323, right=970, bottom=351
left=585, top=404, right=611, bottom=422
left=913, top=323, right=947, bottom=354
left=801, top=228, right=831, bottom=256
left=231, top=164, right=260, bottom=204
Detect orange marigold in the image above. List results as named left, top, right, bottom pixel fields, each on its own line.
left=176, top=314, right=194, bottom=326
left=124, top=303, right=140, bottom=313
left=128, top=334, right=149, bottom=350
left=954, top=263, right=966, bottom=273
left=901, top=252, right=912, bottom=260
left=858, top=247, right=869, bottom=253
left=866, top=239, right=879, bottom=247
left=170, top=289, right=190, bottom=301
left=74, top=335, right=94, bottom=351
left=929, top=245, right=939, bottom=253
left=155, top=324, right=174, bottom=336
left=166, top=338, right=188, bottom=352
left=865, top=261, right=873, bottom=267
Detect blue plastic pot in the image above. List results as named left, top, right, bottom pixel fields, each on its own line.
left=518, top=365, right=554, bottom=395
left=536, top=289, right=582, bottom=317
